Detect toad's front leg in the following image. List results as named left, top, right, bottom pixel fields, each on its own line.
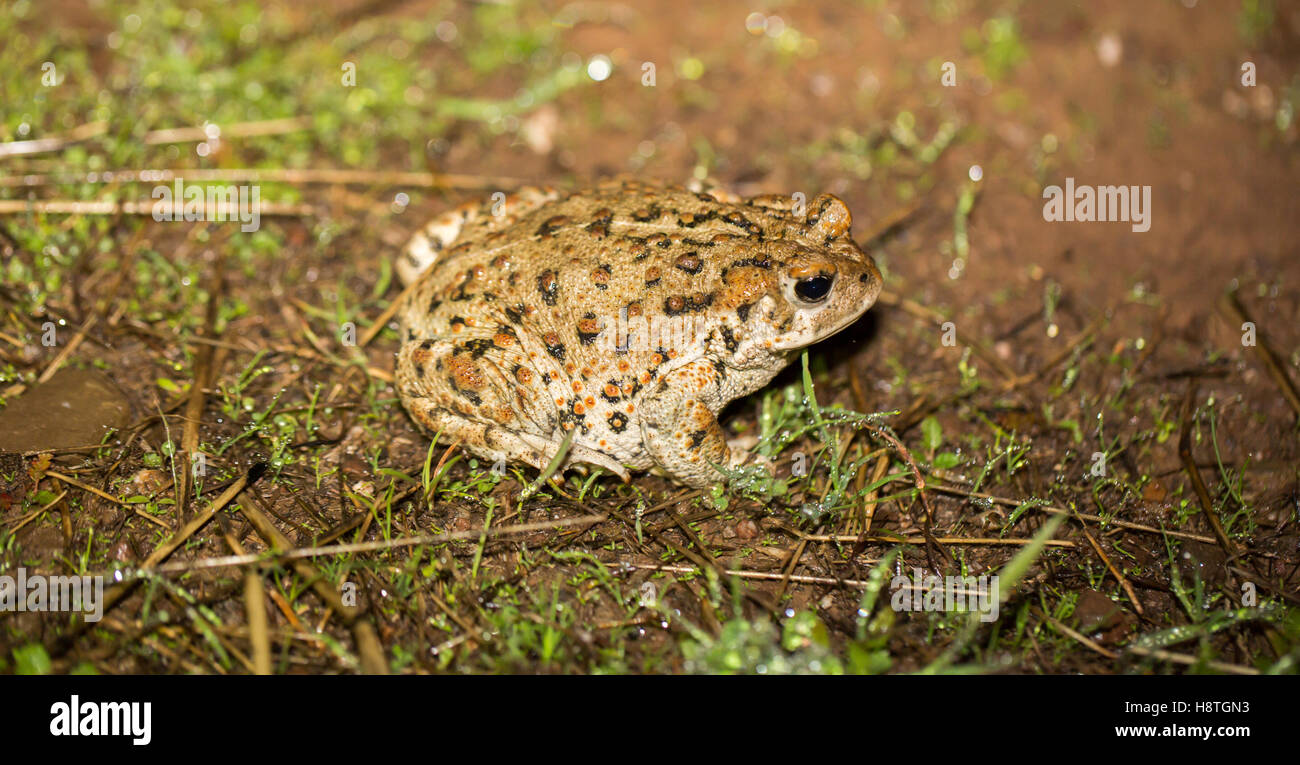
left=639, top=361, right=756, bottom=488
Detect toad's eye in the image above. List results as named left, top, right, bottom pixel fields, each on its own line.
left=794, top=274, right=833, bottom=303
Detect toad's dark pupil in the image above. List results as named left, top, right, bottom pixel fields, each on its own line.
left=795, top=275, right=833, bottom=302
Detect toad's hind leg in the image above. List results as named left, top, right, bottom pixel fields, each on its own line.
left=397, top=186, right=560, bottom=286
left=404, top=397, right=551, bottom=473
left=405, top=399, right=631, bottom=483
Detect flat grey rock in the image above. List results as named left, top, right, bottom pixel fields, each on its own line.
left=0, top=367, right=131, bottom=453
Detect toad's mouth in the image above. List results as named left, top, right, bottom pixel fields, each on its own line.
left=768, top=302, right=873, bottom=351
